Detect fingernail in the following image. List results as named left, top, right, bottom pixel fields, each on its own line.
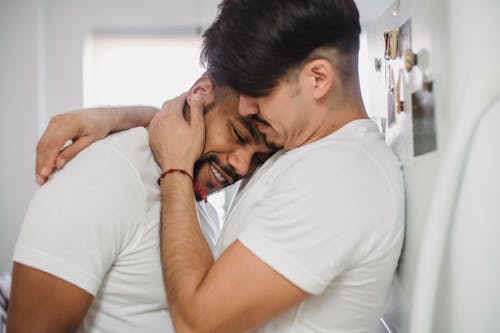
left=193, top=93, right=202, bottom=101
left=41, top=166, right=49, bottom=177
left=36, top=175, right=44, bottom=185
left=56, top=158, right=65, bottom=168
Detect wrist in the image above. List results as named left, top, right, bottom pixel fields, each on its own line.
left=158, top=168, right=193, bottom=185
left=106, top=106, right=123, bottom=133
left=157, top=167, right=207, bottom=202
left=157, top=158, right=194, bottom=175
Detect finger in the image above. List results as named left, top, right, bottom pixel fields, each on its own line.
left=188, top=93, right=205, bottom=125
left=170, top=93, right=189, bottom=119
left=35, top=114, right=79, bottom=182
left=55, top=136, right=93, bottom=169
left=35, top=142, right=57, bottom=184
left=36, top=131, right=65, bottom=181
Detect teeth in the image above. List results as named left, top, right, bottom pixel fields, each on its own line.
left=210, top=164, right=226, bottom=184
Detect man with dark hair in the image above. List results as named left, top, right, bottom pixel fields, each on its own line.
left=34, top=0, right=404, bottom=332
left=202, top=0, right=362, bottom=100
left=149, top=1, right=404, bottom=332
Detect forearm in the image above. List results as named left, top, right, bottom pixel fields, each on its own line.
left=104, top=105, right=159, bottom=132
left=159, top=173, right=214, bottom=331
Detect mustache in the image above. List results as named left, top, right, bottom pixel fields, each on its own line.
left=249, top=115, right=282, bottom=150
left=251, top=115, right=271, bottom=127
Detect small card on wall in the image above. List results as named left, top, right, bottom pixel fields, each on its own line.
left=388, top=88, right=396, bottom=127
left=387, top=67, right=397, bottom=127
left=412, top=82, right=437, bottom=156
left=398, top=18, right=412, bottom=57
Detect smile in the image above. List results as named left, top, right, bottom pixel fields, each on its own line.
left=210, top=163, right=229, bottom=187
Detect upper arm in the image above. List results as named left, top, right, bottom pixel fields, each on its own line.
left=172, top=240, right=309, bottom=333
left=7, top=262, right=93, bottom=333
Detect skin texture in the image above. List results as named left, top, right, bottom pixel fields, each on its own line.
left=186, top=78, right=275, bottom=194
left=238, top=59, right=367, bottom=151
left=7, top=263, right=93, bottom=333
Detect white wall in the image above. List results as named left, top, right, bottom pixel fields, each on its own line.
left=0, top=0, right=220, bottom=273
left=413, top=0, right=500, bottom=332
left=365, top=0, right=450, bottom=331
left=0, top=0, right=42, bottom=273
left=44, top=0, right=220, bottom=117
left=367, top=0, right=500, bottom=332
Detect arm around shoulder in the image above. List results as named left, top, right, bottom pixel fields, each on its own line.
left=36, top=105, right=159, bottom=184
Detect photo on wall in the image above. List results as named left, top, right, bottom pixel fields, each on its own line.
left=387, top=66, right=396, bottom=127
left=412, top=82, right=437, bottom=156
left=387, top=88, right=396, bottom=127
left=398, top=18, right=412, bottom=57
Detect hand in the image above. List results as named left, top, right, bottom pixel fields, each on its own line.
left=148, top=93, right=206, bottom=173
left=36, top=108, right=113, bottom=185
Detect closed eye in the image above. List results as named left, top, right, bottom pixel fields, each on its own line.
left=253, top=152, right=274, bottom=166
left=233, top=127, right=247, bottom=144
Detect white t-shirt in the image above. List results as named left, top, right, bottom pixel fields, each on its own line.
left=13, top=127, right=220, bottom=333
left=216, top=119, right=405, bottom=333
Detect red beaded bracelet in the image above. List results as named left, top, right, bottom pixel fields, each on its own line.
left=157, top=168, right=207, bottom=203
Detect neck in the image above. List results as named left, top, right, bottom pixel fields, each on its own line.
left=300, top=86, right=368, bottom=147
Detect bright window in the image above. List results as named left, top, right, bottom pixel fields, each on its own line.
left=83, top=34, right=227, bottom=222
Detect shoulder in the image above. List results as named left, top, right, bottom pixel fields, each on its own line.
left=273, top=120, right=401, bottom=192
left=14, top=137, right=150, bottom=295
left=92, top=127, right=161, bottom=188
left=29, top=130, right=150, bottom=232
left=259, top=122, right=404, bottom=233
left=94, top=127, right=149, bottom=155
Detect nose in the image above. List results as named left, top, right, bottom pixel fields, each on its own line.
left=227, top=148, right=253, bottom=178
left=238, top=95, right=259, bottom=116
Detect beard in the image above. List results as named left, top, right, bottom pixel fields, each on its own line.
left=193, top=154, right=220, bottom=201
left=192, top=153, right=239, bottom=201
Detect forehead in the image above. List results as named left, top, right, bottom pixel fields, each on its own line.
left=210, top=86, right=274, bottom=150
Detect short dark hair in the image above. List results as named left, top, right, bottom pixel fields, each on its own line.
left=201, top=0, right=361, bottom=97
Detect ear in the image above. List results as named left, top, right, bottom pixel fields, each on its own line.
left=188, top=74, right=214, bottom=99
left=301, top=59, right=334, bottom=100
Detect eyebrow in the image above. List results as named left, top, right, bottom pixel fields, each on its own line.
left=236, top=116, right=261, bottom=144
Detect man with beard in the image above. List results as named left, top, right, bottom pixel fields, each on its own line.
left=27, top=1, right=404, bottom=332
left=7, top=75, right=275, bottom=333
left=148, top=1, right=404, bottom=332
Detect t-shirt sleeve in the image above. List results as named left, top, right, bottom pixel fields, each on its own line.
left=13, top=145, right=145, bottom=296
left=238, top=151, right=384, bottom=295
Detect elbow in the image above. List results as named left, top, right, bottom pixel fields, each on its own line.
left=171, top=303, right=218, bottom=333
